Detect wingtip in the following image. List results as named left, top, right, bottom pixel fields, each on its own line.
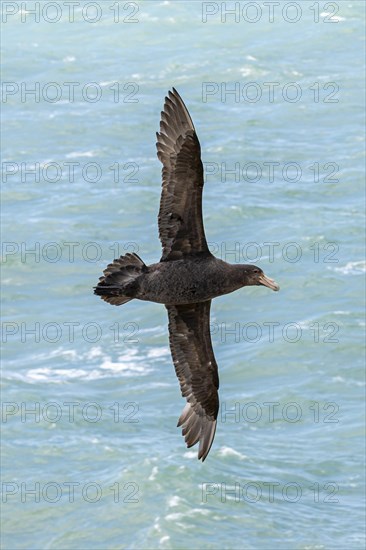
left=197, top=419, right=217, bottom=462
left=168, top=87, right=182, bottom=104
left=177, top=402, right=217, bottom=462
left=198, top=447, right=209, bottom=462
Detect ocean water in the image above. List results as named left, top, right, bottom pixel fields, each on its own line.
left=1, top=1, right=365, bottom=549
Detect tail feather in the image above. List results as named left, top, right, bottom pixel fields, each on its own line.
left=94, top=252, right=146, bottom=306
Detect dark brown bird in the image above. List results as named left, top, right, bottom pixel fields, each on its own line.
left=94, top=88, right=280, bottom=461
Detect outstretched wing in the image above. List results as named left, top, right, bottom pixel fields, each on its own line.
left=156, top=88, right=210, bottom=261
left=166, top=300, right=219, bottom=461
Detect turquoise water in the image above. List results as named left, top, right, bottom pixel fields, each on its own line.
left=1, top=1, right=365, bottom=548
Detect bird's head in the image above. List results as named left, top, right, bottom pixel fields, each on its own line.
left=241, top=265, right=280, bottom=291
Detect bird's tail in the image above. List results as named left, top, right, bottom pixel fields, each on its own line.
left=94, top=252, right=147, bottom=306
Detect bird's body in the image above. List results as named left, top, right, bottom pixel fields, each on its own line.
left=94, top=88, right=279, bottom=461
left=103, top=255, right=260, bottom=305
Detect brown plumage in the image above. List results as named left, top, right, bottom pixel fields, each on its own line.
left=94, top=88, right=280, bottom=461
left=156, top=89, right=208, bottom=261
left=167, top=301, right=219, bottom=460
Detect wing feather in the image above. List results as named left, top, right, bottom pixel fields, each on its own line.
left=156, top=88, right=211, bottom=261
left=166, top=300, right=219, bottom=461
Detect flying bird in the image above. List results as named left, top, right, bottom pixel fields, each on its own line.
left=94, top=88, right=279, bottom=461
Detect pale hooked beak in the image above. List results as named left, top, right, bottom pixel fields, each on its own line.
left=259, top=274, right=280, bottom=292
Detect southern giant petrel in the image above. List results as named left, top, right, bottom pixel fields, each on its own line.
left=94, top=88, right=280, bottom=461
